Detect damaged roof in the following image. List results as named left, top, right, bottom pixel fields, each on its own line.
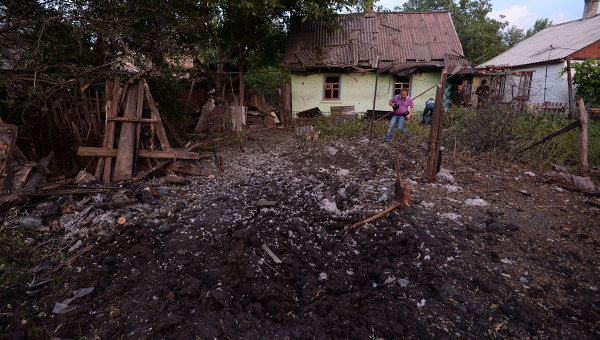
left=478, top=14, right=600, bottom=68
left=284, top=11, right=465, bottom=70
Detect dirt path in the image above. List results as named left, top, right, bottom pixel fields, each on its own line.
left=4, top=130, right=599, bottom=339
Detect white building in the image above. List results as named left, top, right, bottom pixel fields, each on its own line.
left=475, top=11, right=600, bottom=106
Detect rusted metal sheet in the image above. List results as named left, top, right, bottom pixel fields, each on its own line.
left=285, top=12, right=464, bottom=69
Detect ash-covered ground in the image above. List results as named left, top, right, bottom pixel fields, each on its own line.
left=3, top=130, right=599, bottom=339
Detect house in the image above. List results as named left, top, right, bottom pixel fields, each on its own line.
left=284, top=11, right=471, bottom=115
left=475, top=10, right=600, bottom=106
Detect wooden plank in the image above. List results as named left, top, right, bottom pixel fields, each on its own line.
left=103, top=77, right=121, bottom=182
left=107, top=117, right=160, bottom=123
left=77, top=147, right=208, bottom=160
left=143, top=80, right=171, bottom=150
left=578, top=97, right=589, bottom=176
left=94, top=80, right=112, bottom=180
left=132, top=142, right=203, bottom=181
left=133, top=81, right=145, bottom=175
left=113, top=82, right=138, bottom=181
left=425, top=81, right=445, bottom=181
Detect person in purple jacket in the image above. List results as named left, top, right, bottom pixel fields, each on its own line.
left=384, top=89, right=414, bottom=142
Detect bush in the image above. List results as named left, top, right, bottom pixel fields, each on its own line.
left=443, top=105, right=600, bottom=167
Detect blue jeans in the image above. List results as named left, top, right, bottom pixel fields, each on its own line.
left=384, top=114, right=410, bottom=141
left=422, top=106, right=433, bottom=125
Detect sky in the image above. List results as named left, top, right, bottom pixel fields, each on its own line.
left=374, top=0, right=590, bottom=30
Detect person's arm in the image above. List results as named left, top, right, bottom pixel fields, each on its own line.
left=389, top=96, right=396, bottom=106
left=406, top=98, right=415, bottom=118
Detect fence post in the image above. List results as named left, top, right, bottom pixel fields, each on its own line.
left=577, top=97, right=589, bottom=176
left=566, top=57, right=575, bottom=120
left=425, top=75, right=446, bottom=181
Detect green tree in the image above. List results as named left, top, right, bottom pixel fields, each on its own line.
left=571, top=58, right=600, bottom=108
left=503, top=25, right=525, bottom=47
left=401, top=0, right=507, bottom=62
left=525, top=17, right=552, bottom=38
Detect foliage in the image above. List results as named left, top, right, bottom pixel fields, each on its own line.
left=503, top=25, right=524, bottom=47
left=571, top=58, right=600, bottom=108
left=525, top=18, right=552, bottom=38
left=315, top=117, right=367, bottom=137
left=245, top=67, right=289, bottom=93
left=443, top=107, right=600, bottom=167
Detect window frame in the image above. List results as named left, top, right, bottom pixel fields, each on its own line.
left=490, top=76, right=506, bottom=100
left=514, top=72, right=533, bottom=101
left=323, top=74, right=341, bottom=101
left=394, top=75, right=411, bottom=96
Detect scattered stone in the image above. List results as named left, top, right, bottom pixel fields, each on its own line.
left=319, top=198, right=341, bottom=215
left=436, top=168, right=455, bottom=184
left=524, top=171, right=536, bottom=177
left=517, top=190, right=531, bottom=196
left=117, top=217, right=127, bottom=225
left=519, top=277, right=529, bottom=283
left=255, top=200, right=278, bottom=208
left=465, top=198, right=489, bottom=207
left=318, top=272, right=328, bottom=281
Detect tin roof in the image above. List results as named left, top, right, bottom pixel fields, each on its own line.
left=284, top=11, right=465, bottom=70
left=478, top=14, right=600, bottom=68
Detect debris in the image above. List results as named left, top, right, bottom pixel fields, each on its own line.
left=436, top=168, right=455, bottom=184
left=17, top=216, right=43, bottom=229
left=164, top=175, right=188, bottom=184
left=52, top=287, right=94, bottom=314
left=261, top=244, right=282, bottom=264
left=545, top=171, right=598, bottom=194
left=519, top=277, right=529, bottom=283
left=318, top=272, right=328, bottom=281
left=465, top=198, right=489, bottom=207
left=320, top=198, right=341, bottom=215
left=256, top=200, right=278, bottom=208
left=517, top=189, right=531, bottom=196
left=75, top=170, right=96, bottom=185
left=117, top=217, right=127, bottom=225
left=524, top=171, right=536, bottom=177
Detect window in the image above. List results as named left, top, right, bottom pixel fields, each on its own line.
left=490, top=76, right=506, bottom=99
left=324, top=75, right=340, bottom=100
left=394, top=76, right=411, bottom=95
left=515, top=72, right=533, bottom=100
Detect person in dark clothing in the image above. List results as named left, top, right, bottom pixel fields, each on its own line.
left=421, top=98, right=434, bottom=125
left=475, top=80, right=491, bottom=107
left=451, top=84, right=466, bottom=107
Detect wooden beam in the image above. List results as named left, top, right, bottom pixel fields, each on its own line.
left=425, top=77, right=446, bottom=181
left=107, top=117, right=160, bottom=123
left=103, top=77, right=121, bottom=183
left=578, top=97, right=589, bottom=176
left=143, top=80, right=171, bottom=150
left=77, top=147, right=209, bottom=160
left=132, top=142, right=204, bottom=181
left=113, top=82, right=139, bottom=181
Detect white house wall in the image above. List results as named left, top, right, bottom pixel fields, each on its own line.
left=509, top=61, right=573, bottom=104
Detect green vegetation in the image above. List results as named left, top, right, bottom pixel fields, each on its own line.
left=443, top=107, right=600, bottom=167
left=571, top=58, right=600, bottom=108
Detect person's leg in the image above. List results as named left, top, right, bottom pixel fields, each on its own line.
left=425, top=107, right=433, bottom=125
left=384, top=115, right=398, bottom=141
left=421, top=109, right=427, bottom=124
left=397, top=115, right=411, bottom=137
